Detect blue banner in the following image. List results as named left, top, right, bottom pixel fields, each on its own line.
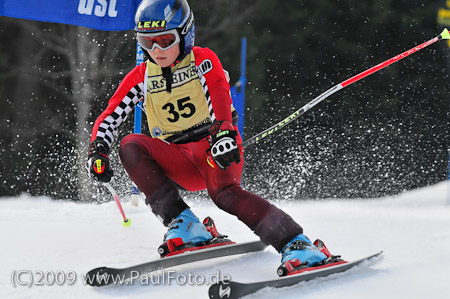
left=0, top=0, right=142, bottom=31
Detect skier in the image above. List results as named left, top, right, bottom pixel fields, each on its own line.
left=87, top=0, right=331, bottom=275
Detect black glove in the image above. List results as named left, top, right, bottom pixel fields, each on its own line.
left=208, top=121, right=241, bottom=170
left=86, top=140, right=113, bottom=182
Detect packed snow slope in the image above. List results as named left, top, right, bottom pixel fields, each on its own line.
left=1, top=181, right=450, bottom=299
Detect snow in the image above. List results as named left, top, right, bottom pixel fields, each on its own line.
left=1, top=181, right=450, bottom=299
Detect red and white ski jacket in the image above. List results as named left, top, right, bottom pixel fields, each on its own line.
left=90, top=46, right=238, bottom=147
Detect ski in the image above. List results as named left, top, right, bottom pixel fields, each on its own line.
left=208, top=251, right=383, bottom=299
left=85, top=240, right=267, bottom=286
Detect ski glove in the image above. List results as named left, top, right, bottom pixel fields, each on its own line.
left=208, top=121, right=241, bottom=170
left=87, top=140, right=113, bottom=183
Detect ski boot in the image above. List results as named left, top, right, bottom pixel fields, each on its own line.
left=277, top=234, right=346, bottom=277
left=158, top=208, right=234, bottom=257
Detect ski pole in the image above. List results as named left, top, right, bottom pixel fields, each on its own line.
left=243, top=28, right=450, bottom=148
left=104, top=182, right=132, bottom=227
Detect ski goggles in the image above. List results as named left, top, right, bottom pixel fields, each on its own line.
left=137, top=29, right=180, bottom=52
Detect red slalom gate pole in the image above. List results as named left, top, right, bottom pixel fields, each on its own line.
left=243, top=29, right=450, bottom=148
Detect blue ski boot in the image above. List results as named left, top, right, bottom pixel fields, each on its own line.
left=277, top=234, right=340, bottom=277
left=158, top=208, right=233, bottom=257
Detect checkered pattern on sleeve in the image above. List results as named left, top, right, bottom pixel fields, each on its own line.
left=199, top=75, right=216, bottom=122
left=96, top=83, right=144, bottom=147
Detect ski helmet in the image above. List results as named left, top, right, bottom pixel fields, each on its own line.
left=134, top=0, right=195, bottom=56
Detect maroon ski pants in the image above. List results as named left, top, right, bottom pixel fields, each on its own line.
left=118, top=133, right=302, bottom=252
